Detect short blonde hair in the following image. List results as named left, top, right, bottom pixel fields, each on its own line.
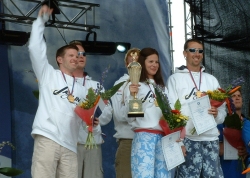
left=69, top=40, right=82, bottom=46
left=124, top=48, right=140, bottom=64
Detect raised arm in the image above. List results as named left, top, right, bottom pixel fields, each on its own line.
left=28, top=5, right=53, bottom=82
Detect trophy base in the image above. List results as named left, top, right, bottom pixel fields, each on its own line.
left=128, top=99, right=144, bottom=117
left=128, top=112, right=144, bottom=117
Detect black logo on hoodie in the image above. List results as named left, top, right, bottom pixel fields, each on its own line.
left=141, top=91, right=156, bottom=103
left=52, top=87, right=81, bottom=105
left=185, top=87, right=200, bottom=100
left=53, top=87, right=68, bottom=96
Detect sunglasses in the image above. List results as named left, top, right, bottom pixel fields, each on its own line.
left=78, top=51, right=86, bottom=56
left=186, top=48, right=203, bottom=54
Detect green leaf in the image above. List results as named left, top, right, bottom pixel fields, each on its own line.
left=174, top=99, right=181, bottom=110
left=32, top=90, right=39, bottom=99
left=110, top=81, right=126, bottom=96
left=0, top=167, right=23, bottom=176
left=154, top=88, right=165, bottom=110
left=87, top=88, right=98, bottom=105
left=100, top=81, right=126, bottom=100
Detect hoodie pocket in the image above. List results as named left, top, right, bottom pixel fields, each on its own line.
left=52, top=107, right=80, bottom=146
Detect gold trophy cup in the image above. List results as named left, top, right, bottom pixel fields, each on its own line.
left=127, top=52, right=144, bottom=117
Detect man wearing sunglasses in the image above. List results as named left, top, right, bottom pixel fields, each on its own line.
left=70, top=40, right=112, bottom=178
left=167, top=39, right=226, bottom=178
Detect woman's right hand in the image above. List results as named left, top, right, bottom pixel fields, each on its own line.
left=129, top=84, right=140, bottom=96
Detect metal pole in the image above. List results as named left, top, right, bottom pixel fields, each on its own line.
left=168, top=0, right=174, bottom=74
left=184, top=0, right=187, bottom=41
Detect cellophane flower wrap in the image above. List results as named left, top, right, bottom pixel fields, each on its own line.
left=223, top=113, right=248, bottom=172
left=75, top=66, right=126, bottom=149
left=152, top=82, right=188, bottom=136
left=190, top=76, right=245, bottom=135
left=75, top=88, right=100, bottom=149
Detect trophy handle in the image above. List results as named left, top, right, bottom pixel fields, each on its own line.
left=134, top=92, right=137, bottom=99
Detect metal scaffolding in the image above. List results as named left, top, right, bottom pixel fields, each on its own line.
left=0, top=0, right=100, bottom=32
left=184, top=0, right=194, bottom=40
left=184, top=0, right=204, bottom=40
left=167, top=0, right=174, bottom=73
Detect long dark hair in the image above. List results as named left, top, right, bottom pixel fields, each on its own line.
left=138, top=47, right=164, bottom=86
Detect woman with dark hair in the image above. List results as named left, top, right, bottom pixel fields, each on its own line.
left=124, top=47, right=170, bottom=177
left=137, top=48, right=164, bottom=86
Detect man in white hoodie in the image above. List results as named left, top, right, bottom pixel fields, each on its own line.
left=77, top=47, right=139, bottom=178
left=70, top=40, right=112, bottom=178
left=167, top=39, right=226, bottom=178
left=29, top=6, right=100, bottom=178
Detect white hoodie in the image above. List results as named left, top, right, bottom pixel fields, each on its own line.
left=167, top=65, right=226, bottom=141
left=28, top=17, right=100, bottom=153
left=111, top=74, right=135, bottom=139
left=123, top=79, right=168, bottom=131
left=98, top=74, right=135, bottom=140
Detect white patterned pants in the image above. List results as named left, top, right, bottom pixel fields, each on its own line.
left=131, top=132, right=171, bottom=178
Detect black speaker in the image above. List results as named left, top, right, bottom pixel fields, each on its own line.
left=80, top=41, right=117, bottom=55
left=0, top=30, right=30, bottom=46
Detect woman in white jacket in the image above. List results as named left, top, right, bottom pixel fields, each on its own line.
left=124, top=48, right=171, bottom=178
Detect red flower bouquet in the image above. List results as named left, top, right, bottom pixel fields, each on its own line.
left=209, top=98, right=226, bottom=108
left=75, top=81, right=126, bottom=149
left=153, top=82, right=188, bottom=137
left=191, top=77, right=244, bottom=135
left=206, top=86, right=241, bottom=108
left=158, top=101, right=188, bottom=137
left=223, top=128, right=244, bottom=148
left=75, top=88, right=100, bottom=149
left=159, top=118, right=186, bottom=137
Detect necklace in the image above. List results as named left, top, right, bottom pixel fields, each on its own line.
left=188, top=68, right=202, bottom=97
left=61, top=72, right=75, bottom=103
left=147, top=81, right=159, bottom=107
